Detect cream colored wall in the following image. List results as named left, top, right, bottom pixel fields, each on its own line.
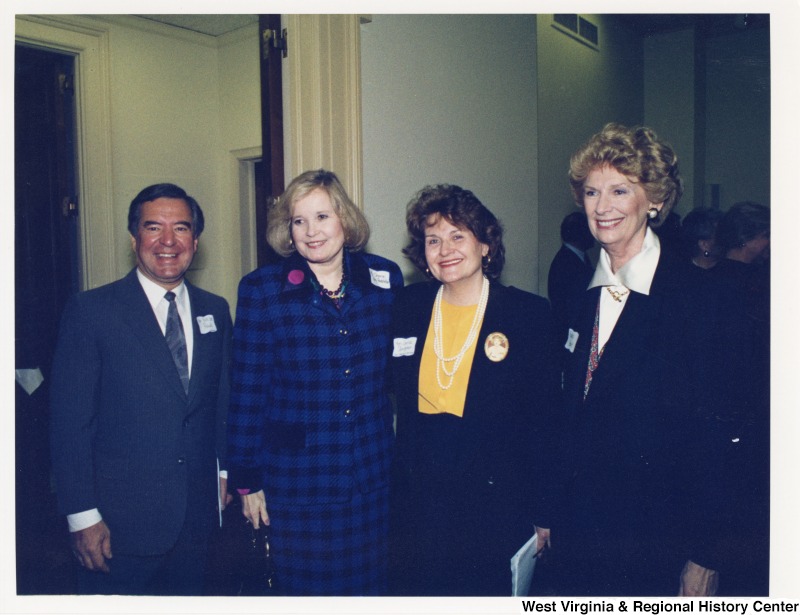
left=102, top=17, right=262, bottom=305
left=535, top=15, right=643, bottom=297
left=705, top=27, right=770, bottom=208
left=102, top=19, right=223, bottom=295
left=215, top=23, right=262, bottom=298
left=644, top=29, right=696, bottom=213
left=360, top=14, right=539, bottom=291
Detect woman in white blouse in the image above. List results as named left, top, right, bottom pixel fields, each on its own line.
left=544, top=123, right=755, bottom=596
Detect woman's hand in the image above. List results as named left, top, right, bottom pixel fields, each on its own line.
left=534, top=526, right=551, bottom=557
left=240, top=490, right=270, bottom=529
left=678, top=560, right=718, bottom=596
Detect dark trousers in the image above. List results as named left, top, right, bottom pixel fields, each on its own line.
left=77, top=520, right=210, bottom=596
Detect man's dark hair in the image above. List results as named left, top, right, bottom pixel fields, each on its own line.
left=128, top=183, right=205, bottom=237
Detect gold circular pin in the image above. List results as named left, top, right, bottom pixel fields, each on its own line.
left=484, top=332, right=509, bottom=362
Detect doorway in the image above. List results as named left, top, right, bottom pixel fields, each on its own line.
left=15, top=43, right=81, bottom=594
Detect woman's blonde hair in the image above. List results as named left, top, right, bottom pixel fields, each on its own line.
left=267, top=169, right=370, bottom=257
left=568, top=123, right=683, bottom=227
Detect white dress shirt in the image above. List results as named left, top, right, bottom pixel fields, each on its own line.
left=137, top=270, right=194, bottom=375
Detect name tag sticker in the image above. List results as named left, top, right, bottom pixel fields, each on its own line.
left=393, top=337, right=417, bottom=357
left=565, top=329, right=579, bottom=353
left=197, top=314, right=217, bottom=334
left=369, top=268, right=391, bottom=289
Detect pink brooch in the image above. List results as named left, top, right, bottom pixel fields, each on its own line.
left=288, top=269, right=305, bottom=285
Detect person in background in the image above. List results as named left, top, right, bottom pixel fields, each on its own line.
left=548, top=211, right=595, bottom=350
left=50, top=183, right=232, bottom=595
left=713, top=201, right=770, bottom=327
left=226, top=169, right=403, bottom=595
left=389, top=184, right=560, bottom=596
left=707, top=200, right=770, bottom=596
left=680, top=206, right=724, bottom=270
left=716, top=201, right=770, bottom=268
left=545, top=123, right=752, bottom=596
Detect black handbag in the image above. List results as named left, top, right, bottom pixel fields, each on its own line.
left=204, top=499, right=277, bottom=595
left=242, top=520, right=276, bottom=595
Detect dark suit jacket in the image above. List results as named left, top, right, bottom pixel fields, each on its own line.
left=550, top=253, right=752, bottom=595
left=390, top=281, right=561, bottom=595
left=50, top=269, right=232, bottom=556
left=547, top=244, right=593, bottom=343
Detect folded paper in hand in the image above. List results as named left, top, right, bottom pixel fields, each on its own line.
left=510, top=532, right=538, bottom=596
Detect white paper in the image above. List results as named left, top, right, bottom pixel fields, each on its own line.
left=510, top=532, right=538, bottom=596
left=15, top=367, right=44, bottom=395
left=217, top=458, right=223, bottom=527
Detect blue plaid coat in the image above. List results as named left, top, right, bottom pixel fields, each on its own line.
left=227, top=251, right=403, bottom=506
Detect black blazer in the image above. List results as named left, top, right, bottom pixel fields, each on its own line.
left=50, top=269, right=232, bottom=556
left=390, top=281, right=561, bottom=595
left=551, top=253, right=753, bottom=594
left=547, top=244, right=593, bottom=342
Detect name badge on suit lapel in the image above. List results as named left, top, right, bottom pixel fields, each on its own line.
left=369, top=268, right=391, bottom=289
left=393, top=337, right=417, bottom=357
left=196, top=314, right=217, bottom=334
left=565, top=329, right=579, bottom=353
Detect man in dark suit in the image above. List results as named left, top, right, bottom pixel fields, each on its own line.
left=50, top=183, right=232, bottom=595
left=547, top=211, right=595, bottom=346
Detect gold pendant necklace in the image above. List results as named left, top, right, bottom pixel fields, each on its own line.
left=605, top=286, right=630, bottom=302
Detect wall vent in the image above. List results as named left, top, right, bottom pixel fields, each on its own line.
left=552, top=14, right=600, bottom=50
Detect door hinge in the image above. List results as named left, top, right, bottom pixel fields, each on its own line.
left=58, top=73, right=74, bottom=95
left=262, top=27, right=288, bottom=60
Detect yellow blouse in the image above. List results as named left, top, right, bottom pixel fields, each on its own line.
left=418, top=299, right=483, bottom=418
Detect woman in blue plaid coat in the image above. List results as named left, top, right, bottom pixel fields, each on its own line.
left=227, top=170, right=403, bottom=595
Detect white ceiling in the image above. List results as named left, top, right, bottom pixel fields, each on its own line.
left=135, top=14, right=259, bottom=37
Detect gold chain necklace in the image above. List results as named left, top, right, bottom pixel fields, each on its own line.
left=433, top=276, right=490, bottom=390
left=605, top=286, right=630, bottom=302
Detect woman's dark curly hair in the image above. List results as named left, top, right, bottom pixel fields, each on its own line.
left=403, top=184, right=505, bottom=280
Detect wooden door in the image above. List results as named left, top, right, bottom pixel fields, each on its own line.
left=15, top=43, right=80, bottom=593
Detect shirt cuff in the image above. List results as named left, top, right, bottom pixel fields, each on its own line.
left=219, top=470, right=228, bottom=479
left=67, top=508, right=103, bottom=532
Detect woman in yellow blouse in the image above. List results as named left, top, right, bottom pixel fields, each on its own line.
left=389, top=184, right=560, bottom=596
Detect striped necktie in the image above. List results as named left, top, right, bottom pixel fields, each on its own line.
left=164, top=291, right=189, bottom=394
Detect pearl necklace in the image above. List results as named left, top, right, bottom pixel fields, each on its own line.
left=433, top=276, right=490, bottom=390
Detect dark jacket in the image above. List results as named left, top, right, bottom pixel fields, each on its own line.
left=548, top=244, right=594, bottom=344
left=390, top=280, right=561, bottom=596
left=549, top=253, right=754, bottom=595
left=50, top=269, right=232, bottom=556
